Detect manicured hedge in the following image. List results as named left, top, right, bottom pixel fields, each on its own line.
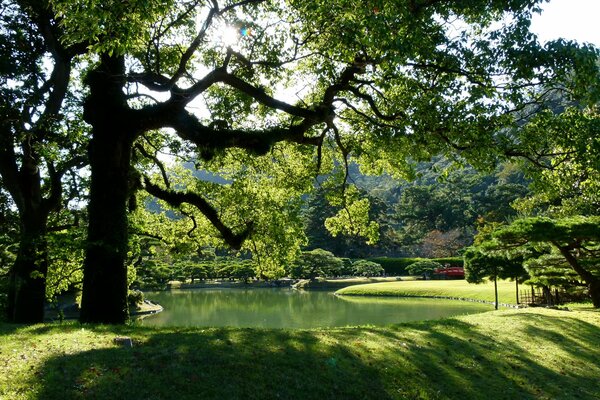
left=366, top=257, right=464, bottom=276
left=432, top=257, right=464, bottom=268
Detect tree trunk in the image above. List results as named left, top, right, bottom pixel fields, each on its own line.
left=590, top=281, right=600, bottom=308
left=7, top=214, right=48, bottom=323
left=79, top=131, right=132, bottom=323
left=4, top=153, right=52, bottom=323
left=79, top=55, right=134, bottom=324
left=493, top=274, right=498, bottom=310
left=556, top=244, right=600, bottom=308
left=542, top=285, right=552, bottom=306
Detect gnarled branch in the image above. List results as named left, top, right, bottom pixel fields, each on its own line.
left=143, top=176, right=252, bottom=249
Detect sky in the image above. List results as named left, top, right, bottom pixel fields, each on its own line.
left=530, top=0, right=600, bottom=46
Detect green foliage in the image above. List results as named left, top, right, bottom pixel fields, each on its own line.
left=406, top=260, right=443, bottom=278
left=367, top=257, right=419, bottom=276
left=367, top=257, right=464, bottom=276
left=136, top=142, right=313, bottom=280
left=32, top=0, right=600, bottom=323
left=127, top=289, right=144, bottom=306
left=351, top=260, right=384, bottom=278
left=134, top=260, right=173, bottom=290
left=52, top=0, right=176, bottom=56
left=288, top=249, right=344, bottom=279
left=395, top=160, right=529, bottom=256
left=324, top=185, right=380, bottom=245
left=463, top=246, right=528, bottom=284
left=217, top=259, right=256, bottom=283
left=485, top=216, right=600, bottom=306
left=45, top=226, right=86, bottom=302
left=493, top=216, right=600, bottom=246
left=514, top=107, right=600, bottom=217
left=0, top=213, right=16, bottom=319
left=433, top=257, right=464, bottom=268
left=303, top=174, right=400, bottom=258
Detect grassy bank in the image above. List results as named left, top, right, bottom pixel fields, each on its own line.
left=336, top=279, right=520, bottom=305
left=294, top=277, right=401, bottom=290
left=1, top=308, right=600, bottom=399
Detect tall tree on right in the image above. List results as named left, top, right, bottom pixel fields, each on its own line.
left=492, top=216, right=600, bottom=307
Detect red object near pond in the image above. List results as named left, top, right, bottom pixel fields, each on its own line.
left=433, top=267, right=465, bottom=279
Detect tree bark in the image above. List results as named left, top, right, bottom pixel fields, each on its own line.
left=79, top=55, right=135, bottom=323
left=79, top=133, right=132, bottom=323
left=7, top=212, right=49, bottom=323
left=589, top=281, right=600, bottom=308
left=2, top=141, right=52, bottom=323
left=493, top=274, right=498, bottom=310
left=555, top=243, right=600, bottom=308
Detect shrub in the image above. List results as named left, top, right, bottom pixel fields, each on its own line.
left=367, top=257, right=464, bottom=276
left=128, top=289, right=145, bottom=306
left=407, top=260, right=443, bottom=278
left=367, top=257, right=421, bottom=276
left=433, top=257, right=464, bottom=268
left=352, top=260, right=384, bottom=277
left=289, top=249, right=344, bottom=279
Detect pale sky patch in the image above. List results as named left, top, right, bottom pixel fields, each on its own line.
left=531, top=0, right=600, bottom=46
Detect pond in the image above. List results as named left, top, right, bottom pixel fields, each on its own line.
left=140, top=288, right=492, bottom=329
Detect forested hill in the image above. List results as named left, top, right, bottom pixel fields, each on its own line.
left=304, top=159, right=529, bottom=258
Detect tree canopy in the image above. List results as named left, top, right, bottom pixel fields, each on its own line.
left=477, top=216, right=600, bottom=307
left=0, top=0, right=88, bottom=322
left=1, top=0, right=600, bottom=322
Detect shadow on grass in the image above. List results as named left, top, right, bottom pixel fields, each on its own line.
left=26, top=312, right=600, bottom=400
left=32, top=327, right=393, bottom=400
left=0, top=322, right=27, bottom=335
left=330, top=315, right=600, bottom=400
left=497, top=311, right=600, bottom=365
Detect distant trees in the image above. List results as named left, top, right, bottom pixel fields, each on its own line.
left=394, top=162, right=529, bottom=257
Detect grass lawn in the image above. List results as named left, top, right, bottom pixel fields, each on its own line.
left=1, top=308, right=599, bottom=399
left=294, top=276, right=401, bottom=290
left=336, top=279, right=520, bottom=305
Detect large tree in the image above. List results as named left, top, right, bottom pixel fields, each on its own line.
left=0, top=0, right=87, bottom=322
left=51, top=0, right=599, bottom=323
left=492, top=216, right=600, bottom=307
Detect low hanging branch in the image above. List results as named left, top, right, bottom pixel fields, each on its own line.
left=142, top=176, right=252, bottom=249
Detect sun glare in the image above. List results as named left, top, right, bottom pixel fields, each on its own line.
left=216, top=25, right=240, bottom=48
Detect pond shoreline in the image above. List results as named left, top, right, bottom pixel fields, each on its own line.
left=44, top=299, right=164, bottom=322
left=161, top=276, right=404, bottom=291
left=335, top=292, right=520, bottom=308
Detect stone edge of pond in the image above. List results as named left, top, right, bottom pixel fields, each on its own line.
left=43, top=299, right=164, bottom=322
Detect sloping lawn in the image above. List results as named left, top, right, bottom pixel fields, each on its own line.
left=1, top=308, right=599, bottom=399
left=336, top=279, right=519, bottom=305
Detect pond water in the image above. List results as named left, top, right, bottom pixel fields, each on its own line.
left=140, top=288, right=492, bottom=329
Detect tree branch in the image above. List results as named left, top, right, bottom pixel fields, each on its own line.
left=143, top=176, right=253, bottom=249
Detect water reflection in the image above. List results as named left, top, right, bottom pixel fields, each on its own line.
left=140, top=289, right=492, bottom=328
left=140, top=288, right=492, bottom=329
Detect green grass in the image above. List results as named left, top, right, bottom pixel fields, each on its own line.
left=294, top=276, right=401, bottom=290
left=336, top=279, right=520, bottom=305
left=1, top=308, right=599, bottom=399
